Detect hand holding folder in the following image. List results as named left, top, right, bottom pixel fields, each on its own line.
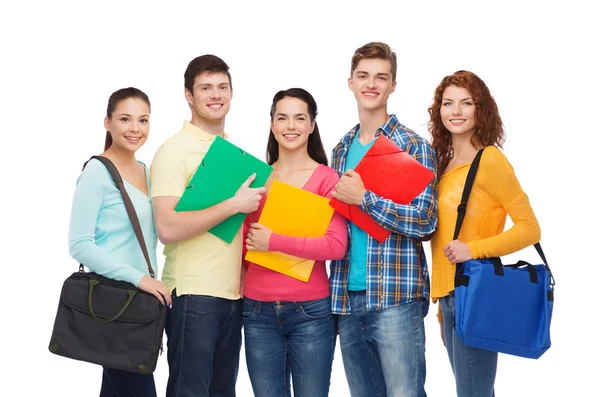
left=245, top=180, right=335, bottom=282
left=175, top=136, right=273, bottom=243
left=330, top=135, right=435, bottom=243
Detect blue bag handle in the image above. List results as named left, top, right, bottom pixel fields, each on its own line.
left=452, top=149, right=555, bottom=288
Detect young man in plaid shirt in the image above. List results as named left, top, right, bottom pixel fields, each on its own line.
left=330, top=42, right=438, bottom=397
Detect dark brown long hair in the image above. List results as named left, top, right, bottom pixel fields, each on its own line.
left=428, top=70, right=505, bottom=173
left=105, top=87, right=150, bottom=150
left=266, top=88, right=328, bottom=166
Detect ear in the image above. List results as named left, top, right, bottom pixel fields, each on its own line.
left=184, top=88, right=194, bottom=107
left=309, top=120, right=316, bottom=135
left=348, top=76, right=353, bottom=91
left=391, top=80, right=397, bottom=94
left=104, top=116, right=111, bottom=132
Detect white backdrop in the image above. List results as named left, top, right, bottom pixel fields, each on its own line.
left=1, top=1, right=597, bottom=396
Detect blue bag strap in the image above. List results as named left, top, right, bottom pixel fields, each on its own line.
left=452, top=148, right=555, bottom=288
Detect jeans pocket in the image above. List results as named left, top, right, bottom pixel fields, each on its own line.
left=299, top=298, right=332, bottom=320
left=242, top=299, right=257, bottom=320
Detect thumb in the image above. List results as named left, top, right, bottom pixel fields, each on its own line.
left=242, top=173, right=257, bottom=188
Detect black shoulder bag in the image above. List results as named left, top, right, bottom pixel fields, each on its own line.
left=48, top=156, right=168, bottom=374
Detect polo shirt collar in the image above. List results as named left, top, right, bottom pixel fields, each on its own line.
left=183, top=121, right=229, bottom=141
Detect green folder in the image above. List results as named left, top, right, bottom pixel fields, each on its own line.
left=175, top=136, right=273, bottom=243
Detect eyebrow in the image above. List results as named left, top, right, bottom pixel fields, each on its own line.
left=356, top=71, right=390, bottom=77
left=117, top=113, right=149, bottom=117
left=442, top=97, right=473, bottom=102
left=197, top=83, right=230, bottom=87
left=275, top=112, right=309, bottom=118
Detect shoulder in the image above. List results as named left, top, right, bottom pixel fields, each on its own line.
left=480, top=146, right=513, bottom=173
left=314, top=164, right=340, bottom=194
left=391, top=121, right=433, bottom=154
left=75, top=158, right=113, bottom=194
left=79, top=158, right=111, bottom=181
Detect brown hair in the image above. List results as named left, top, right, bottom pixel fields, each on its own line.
left=105, top=87, right=151, bottom=151
left=350, top=42, right=397, bottom=81
left=184, top=54, right=232, bottom=94
left=428, top=70, right=505, bottom=173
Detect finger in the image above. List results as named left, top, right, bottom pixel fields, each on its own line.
left=345, top=169, right=357, bottom=177
left=246, top=244, right=255, bottom=251
left=160, top=288, right=172, bottom=307
left=331, top=190, right=338, bottom=198
left=152, top=290, right=165, bottom=305
left=242, top=173, right=257, bottom=188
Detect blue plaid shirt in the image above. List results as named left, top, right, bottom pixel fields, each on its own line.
left=330, top=114, right=438, bottom=314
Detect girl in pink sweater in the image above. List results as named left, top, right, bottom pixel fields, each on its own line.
left=242, top=88, right=348, bottom=397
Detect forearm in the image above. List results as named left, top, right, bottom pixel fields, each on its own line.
left=268, top=212, right=348, bottom=260
left=69, top=239, right=145, bottom=285
left=361, top=189, right=438, bottom=238
left=154, top=198, right=238, bottom=244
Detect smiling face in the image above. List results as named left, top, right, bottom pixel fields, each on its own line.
left=104, top=97, right=150, bottom=153
left=270, top=96, right=315, bottom=153
left=185, top=71, right=232, bottom=125
left=440, top=85, right=477, bottom=138
left=348, top=58, right=396, bottom=111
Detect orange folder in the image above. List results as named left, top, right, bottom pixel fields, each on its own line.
left=330, top=135, right=435, bottom=243
left=245, top=180, right=335, bottom=282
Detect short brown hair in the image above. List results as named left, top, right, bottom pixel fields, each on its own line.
left=350, top=42, right=397, bottom=81
left=184, top=54, right=232, bottom=94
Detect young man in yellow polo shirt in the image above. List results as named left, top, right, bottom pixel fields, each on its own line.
left=150, top=54, right=265, bottom=397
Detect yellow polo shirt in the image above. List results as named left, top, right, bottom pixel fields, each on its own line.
left=150, top=121, right=242, bottom=300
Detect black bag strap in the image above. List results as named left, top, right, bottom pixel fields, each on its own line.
left=452, top=148, right=554, bottom=287
left=81, top=156, right=155, bottom=278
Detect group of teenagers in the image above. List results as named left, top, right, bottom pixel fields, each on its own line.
left=68, top=41, right=541, bottom=397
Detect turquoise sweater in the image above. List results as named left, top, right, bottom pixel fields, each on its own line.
left=68, top=158, right=158, bottom=286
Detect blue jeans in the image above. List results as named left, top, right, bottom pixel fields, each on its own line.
left=337, top=291, right=428, bottom=397
left=440, top=294, right=497, bottom=397
left=165, top=290, right=243, bottom=397
left=99, top=367, right=157, bottom=397
left=242, top=296, right=335, bottom=397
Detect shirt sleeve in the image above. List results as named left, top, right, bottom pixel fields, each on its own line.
left=467, top=147, right=541, bottom=259
left=268, top=170, right=348, bottom=260
left=68, top=161, right=145, bottom=286
left=150, top=142, right=188, bottom=198
left=359, top=139, right=438, bottom=239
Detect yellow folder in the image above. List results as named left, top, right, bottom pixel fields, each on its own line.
left=245, top=180, right=335, bottom=282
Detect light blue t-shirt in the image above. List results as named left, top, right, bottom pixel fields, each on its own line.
left=345, top=132, right=376, bottom=291
left=68, top=158, right=158, bottom=286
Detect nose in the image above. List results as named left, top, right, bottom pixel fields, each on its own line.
left=286, top=119, right=296, bottom=130
left=452, top=103, right=462, bottom=115
left=210, top=86, right=222, bottom=99
left=367, top=76, right=377, bottom=88
left=131, top=120, right=142, bottom=131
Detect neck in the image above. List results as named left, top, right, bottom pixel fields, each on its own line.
left=357, top=106, right=389, bottom=143
left=190, top=115, right=226, bottom=136
left=273, top=146, right=314, bottom=170
left=103, top=146, right=137, bottom=167
left=451, top=133, right=478, bottom=157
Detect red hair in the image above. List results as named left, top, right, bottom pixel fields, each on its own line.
left=428, top=70, right=505, bottom=173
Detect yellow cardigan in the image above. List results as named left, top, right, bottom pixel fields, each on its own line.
left=431, top=146, right=541, bottom=321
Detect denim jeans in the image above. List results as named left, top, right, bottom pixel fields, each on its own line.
left=337, top=291, right=428, bottom=397
left=165, top=290, right=243, bottom=397
left=440, top=294, right=497, bottom=397
left=242, top=296, right=335, bottom=397
left=99, top=367, right=157, bottom=397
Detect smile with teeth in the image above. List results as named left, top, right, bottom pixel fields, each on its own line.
left=283, top=133, right=300, bottom=139
left=208, top=104, right=223, bottom=109
left=449, top=119, right=466, bottom=125
left=125, top=136, right=140, bottom=143
left=363, top=92, right=378, bottom=98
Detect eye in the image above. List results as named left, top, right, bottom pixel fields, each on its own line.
left=120, top=117, right=129, bottom=122
left=201, top=87, right=209, bottom=91
left=358, top=75, right=367, bottom=80
left=378, top=76, right=387, bottom=81
left=277, top=116, right=286, bottom=121
left=220, top=85, right=229, bottom=90
left=463, top=101, right=473, bottom=106
left=442, top=102, right=452, bottom=107
left=140, top=119, right=149, bottom=124
left=297, top=116, right=306, bottom=122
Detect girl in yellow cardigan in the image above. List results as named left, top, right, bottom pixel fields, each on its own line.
left=428, top=70, right=541, bottom=397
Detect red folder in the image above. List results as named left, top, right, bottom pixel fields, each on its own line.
left=330, top=135, right=435, bottom=243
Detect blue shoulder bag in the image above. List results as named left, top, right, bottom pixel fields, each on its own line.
left=453, top=149, right=555, bottom=359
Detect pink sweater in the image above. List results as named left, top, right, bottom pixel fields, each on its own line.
left=243, top=164, right=348, bottom=302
